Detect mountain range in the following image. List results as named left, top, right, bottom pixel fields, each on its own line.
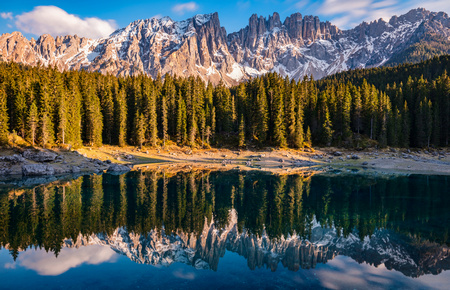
left=1, top=8, right=450, bottom=85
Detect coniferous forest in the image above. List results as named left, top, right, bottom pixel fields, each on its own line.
left=0, top=56, right=449, bottom=149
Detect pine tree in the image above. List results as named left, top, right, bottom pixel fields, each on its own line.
left=188, top=112, right=196, bottom=147
left=401, top=101, right=410, bottom=147
left=352, top=88, right=362, bottom=134
left=423, top=98, right=433, bottom=148
left=238, top=115, right=245, bottom=147
left=342, top=86, right=352, bottom=140
left=273, top=104, right=287, bottom=147
left=305, top=126, right=312, bottom=148
left=322, top=106, right=334, bottom=146
left=210, top=106, right=216, bottom=142
left=0, top=88, right=8, bottom=145
left=57, top=91, right=68, bottom=145
left=160, top=92, right=168, bottom=147
left=82, top=84, right=103, bottom=146
left=199, top=109, right=206, bottom=146
left=35, top=81, right=54, bottom=148
left=13, top=84, right=27, bottom=138
left=286, top=89, right=297, bottom=147
left=100, top=80, right=114, bottom=144
left=256, top=79, right=268, bottom=143
left=134, top=110, right=146, bottom=148
left=27, top=101, right=38, bottom=146
left=114, top=88, right=127, bottom=147
left=65, top=82, right=83, bottom=147
left=432, top=101, right=440, bottom=147
left=293, top=102, right=304, bottom=148
left=176, top=95, right=187, bottom=145
left=147, top=86, right=158, bottom=147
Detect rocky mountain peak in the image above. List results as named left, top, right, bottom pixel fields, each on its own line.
left=0, top=8, right=449, bottom=85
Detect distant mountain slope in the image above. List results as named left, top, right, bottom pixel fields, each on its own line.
left=320, top=54, right=450, bottom=89
left=1, top=8, right=450, bottom=85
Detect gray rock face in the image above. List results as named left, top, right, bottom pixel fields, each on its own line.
left=22, top=164, right=55, bottom=176
left=107, top=163, right=131, bottom=173
left=23, top=150, right=58, bottom=162
left=0, top=8, right=449, bottom=85
left=0, top=154, right=26, bottom=164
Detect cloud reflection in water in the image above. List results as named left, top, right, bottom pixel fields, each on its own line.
left=17, top=245, right=117, bottom=276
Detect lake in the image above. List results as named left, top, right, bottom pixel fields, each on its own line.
left=0, top=170, right=449, bottom=289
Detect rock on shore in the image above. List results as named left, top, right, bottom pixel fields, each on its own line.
left=22, top=164, right=55, bottom=176
left=107, top=163, right=131, bottom=173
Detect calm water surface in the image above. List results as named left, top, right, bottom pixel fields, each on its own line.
left=0, top=170, right=449, bottom=289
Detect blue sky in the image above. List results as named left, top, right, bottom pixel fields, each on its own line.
left=1, top=0, right=449, bottom=39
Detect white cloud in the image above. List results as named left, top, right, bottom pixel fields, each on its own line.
left=320, top=0, right=450, bottom=29
left=321, top=0, right=374, bottom=16
left=295, top=0, right=310, bottom=9
left=320, top=0, right=403, bottom=28
left=15, top=6, right=117, bottom=38
left=172, top=2, right=199, bottom=15
left=18, top=245, right=117, bottom=276
left=1, top=12, right=13, bottom=20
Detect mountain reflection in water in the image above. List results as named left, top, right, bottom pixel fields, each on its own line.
left=0, top=171, right=449, bottom=278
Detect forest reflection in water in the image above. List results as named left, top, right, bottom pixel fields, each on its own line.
left=0, top=170, right=449, bottom=278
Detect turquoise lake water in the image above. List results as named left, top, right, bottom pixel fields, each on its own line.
left=0, top=170, right=449, bottom=289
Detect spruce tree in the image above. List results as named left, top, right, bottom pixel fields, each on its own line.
left=342, top=86, right=352, bottom=140
left=13, top=85, right=27, bottom=138
left=83, top=84, right=103, bottom=147
left=0, top=88, right=8, bottom=145
left=286, top=89, right=297, bottom=147
left=210, top=106, right=216, bottom=142
left=273, top=105, right=287, bottom=147
left=423, top=98, right=433, bottom=148
left=160, top=92, right=168, bottom=147
left=134, top=111, right=146, bottom=149
left=35, top=81, right=54, bottom=148
left=114, top=88, right=128, bottom=147
left=401, top=101, right=410, bottom=147
left=352, top=88, right=362, bottom=134
left=305, top=127, right=312, bottom=148
left=66, top=83, right=83, bottom=147
left=147, top=86, right=158, bottom=147
left=28, top=101, right=38, bottom=146
left=293, top=102, right=304, bottom=148
left=57, top=91, right=68, bottom=145
left=256, top=79, right=268, bottom=143
left=322, top=107, right=334, bottom=146
left=100, top=81, right=114, bottom=144
left=238, top=115, right=245, bottom=147
left=176, top=95, right=187, bottom=145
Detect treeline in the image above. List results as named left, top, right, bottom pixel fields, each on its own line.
left=322, top=55, right=450, bottom=89
left=0, top=59, right=449, bottom=149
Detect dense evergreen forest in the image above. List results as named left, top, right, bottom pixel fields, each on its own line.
left=0, top=56, right=449, bottom=149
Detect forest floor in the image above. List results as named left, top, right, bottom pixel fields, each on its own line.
left=74, top=145, right=450, bottom=176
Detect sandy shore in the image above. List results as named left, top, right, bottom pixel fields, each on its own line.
left=1, top=145, right=449, bottom=180
left=75, top=145, right=450, bottom=176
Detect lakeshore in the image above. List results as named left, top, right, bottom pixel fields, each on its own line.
left=2, top=145, right=449, bottom=179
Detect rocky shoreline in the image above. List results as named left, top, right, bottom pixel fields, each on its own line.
left=1, top=146, right=449, bottom=182
left=0, top=148, right=132, bottom=178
